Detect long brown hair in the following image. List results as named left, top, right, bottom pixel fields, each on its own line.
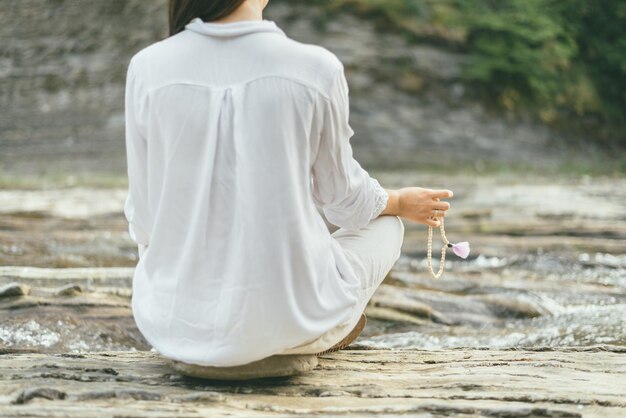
left=169, top=0, right=247, bottom=37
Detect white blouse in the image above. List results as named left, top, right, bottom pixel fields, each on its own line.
left=124, top=16, right=388, bottom=367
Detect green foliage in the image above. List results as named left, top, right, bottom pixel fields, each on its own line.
left=556, top=0, right=626, bottom=120
left=457, top=0, right=625, bottom=138
left=457, top=0, right=626, bottom=133
left=460, top=1, right=579, bottom=112
left=305, top=0, right=626, bottom=143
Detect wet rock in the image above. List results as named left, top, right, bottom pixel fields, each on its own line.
left=430, top=311, right=458, bottom=326
left=72, top=389, right=162, bottom=401
left=373, top=284, right=498, bottom=326
left=0, top=282, right=29, bottom=298
left=0, top=290, right=149, bottom=353
left=12, top=387, right=66, bottom=404
left=390, top=271, right=480, bottom=294
left=318, top=390, right=353, bottom=397
left=55, top=283, right=83, bottom=297
left=579, top=253, right=626, bottom=269
left=364, top=306, right=428, bottom=326
left=475, top=294, right=545, bottom=318
left=171, top=391, right=226, bottom=403
left=369, top=285, right=433, bottom=319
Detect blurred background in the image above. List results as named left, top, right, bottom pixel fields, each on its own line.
left=1, top=1, right=624, bottom=353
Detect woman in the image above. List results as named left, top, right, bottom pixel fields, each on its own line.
left=124, top=0, right=453, bottom=368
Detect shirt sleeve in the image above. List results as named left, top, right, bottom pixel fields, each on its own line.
left=123, top=58, right=151, bottom=255
left=310, top=64, right=389, bottom=231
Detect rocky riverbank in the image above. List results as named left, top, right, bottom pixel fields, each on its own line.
left=1, top=173, right=624, bottom=353
left=0, top=164, right=624, bottom=418
left=1, top=346, right=625, bottom=417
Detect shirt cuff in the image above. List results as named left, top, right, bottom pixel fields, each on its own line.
left=138, top=243, right=148, bottom=259
left=369, top=177, right=389, bottom=221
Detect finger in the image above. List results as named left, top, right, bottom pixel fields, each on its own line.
left=432, top=210, right=446, bottom=218
left=432, top=201, right=451, bottom=211
left=426, top=218, right=441, bottom=227
left=430, top=189, right=453, bottom=199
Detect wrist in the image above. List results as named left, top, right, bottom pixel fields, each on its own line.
left=380, top=189, right=400, bottom=216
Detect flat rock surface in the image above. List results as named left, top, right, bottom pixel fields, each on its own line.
left=1, top=346, right=624, bottom=417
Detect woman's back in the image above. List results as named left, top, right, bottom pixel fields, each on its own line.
left=124, top=17, right=390, bottom=367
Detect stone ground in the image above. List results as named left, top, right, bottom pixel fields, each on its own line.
left=0, top=173, right=625, bottom=416
left=1, top=346, right=624, bottom=417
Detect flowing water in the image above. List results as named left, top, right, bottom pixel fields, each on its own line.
left=359, top=251, right=626, bottom=349
left=0, top=175, right=625, bottom=353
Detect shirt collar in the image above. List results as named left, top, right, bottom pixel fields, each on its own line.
left=185, top=17, right=286, bottom=38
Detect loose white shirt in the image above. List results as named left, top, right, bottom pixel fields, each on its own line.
left=124, top=17, right=388, bottom=367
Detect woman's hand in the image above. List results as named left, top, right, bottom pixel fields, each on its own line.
left=381, top=187, right=453, bottom=227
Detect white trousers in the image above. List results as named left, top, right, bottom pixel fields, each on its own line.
left=278, top=214, right=405, bottom=355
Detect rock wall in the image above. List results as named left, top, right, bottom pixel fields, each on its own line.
left=1, top=0, right=581, bottom=179
left=1, top=0, right=168, bottom=177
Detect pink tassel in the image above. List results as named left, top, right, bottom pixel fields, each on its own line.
left=451, top=242, right=470, bottom=259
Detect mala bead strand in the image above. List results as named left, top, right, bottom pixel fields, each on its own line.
left=425, top=207, right=471, bottom=279
left=426, top=217, right=471, bottom=278
left=427, top=217, right=451, bottom=279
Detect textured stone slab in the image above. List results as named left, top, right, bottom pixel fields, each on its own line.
left=1, top=346, right=624, bottom=417
left=0, top=266, right=134, bottom=287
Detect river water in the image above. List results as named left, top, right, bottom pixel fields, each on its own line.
left=0, top=174, right=624, bottom=353
left=359, top=251, right=626, bottom=349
